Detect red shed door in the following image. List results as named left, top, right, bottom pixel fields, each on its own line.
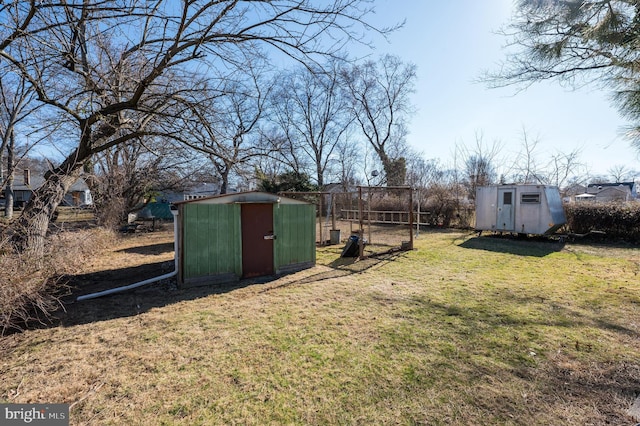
left=241, top=203, right=274, bottom=278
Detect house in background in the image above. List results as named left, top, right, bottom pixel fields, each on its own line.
left=564, top=181, right=638, bottom=203
left=562, top=183, right=587, bottom=202
left=4, top=170, right=93, bottom=208
left=586, top=182, right=637, bottom=202
left=158, top=182, right=223, bottom=204
left=133, top=182, right=232, bottom=223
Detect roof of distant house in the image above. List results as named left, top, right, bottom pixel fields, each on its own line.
left=587, top=182, right=635, bottom=191
left=8, top=175, right=90, bottom=192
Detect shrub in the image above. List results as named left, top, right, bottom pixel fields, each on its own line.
left=418, top=184, right=467, bottom=228
left=0, top=228, right=116, bottom=335
left=564, top=202, right=640, bottom=242
left=369, top=194, right=406, bottom=212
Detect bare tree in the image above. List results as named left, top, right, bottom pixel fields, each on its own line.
left=0, top=1, right=79, bottom=51
left=608, top=164, right=635, bottom=182
left=406, top=158, right=461, bottom=227
left=87, top=137, right=194, bottom=228
left=252, top=142, right=291, bottom=189
left=543, top=147, right=587, bottom=189
left=342, top=54, right=416, bottom=186
left=330, top=130, right=361, bottom=190
left=255, top=129, right=304, bottom=178
left=261, top=126, right=312, bottom=177
left=0, top=71, right=42, bottom=219
left=504, top=128, right=588, bottom=188
left=0, top=1, right=36, bottom=51
left=407, top=154, right=443, bottom=220
left=508, top=127, right=545, bottom=184
left=0, top=0, right=386, bottom=256
left=270, top=60, right=353, bottom=188
left=180, top=63, right=271, bottom=195
left=406, top=155, right=444, bottom=191
left=456, top=133, right=501, bottom=199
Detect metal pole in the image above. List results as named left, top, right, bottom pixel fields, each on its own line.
left=416, top=189, right=420, bottom=237
left=318, top=194, right=323, bottom=245
left=331, top=194, right=337, bottom=230
left=408, top=187, right=414, bottom=250
left=358, top=186, right=364, bottom=259
left=367, top=187, right=372, bottom=246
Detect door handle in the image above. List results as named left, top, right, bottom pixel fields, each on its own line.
left=264, top=234, right=276, bottom=240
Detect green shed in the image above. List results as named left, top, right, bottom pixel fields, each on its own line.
left=174, top=191, right=316, bottom=287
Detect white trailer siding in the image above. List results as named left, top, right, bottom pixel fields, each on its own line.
left=475, top=185, right=566, bottom=235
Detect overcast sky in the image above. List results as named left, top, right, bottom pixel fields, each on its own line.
left=362, top=0, right=640, bottom=180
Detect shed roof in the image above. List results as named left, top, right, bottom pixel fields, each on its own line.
left=173, top=191, right=311, bottom=206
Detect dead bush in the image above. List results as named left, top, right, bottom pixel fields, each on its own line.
left=369, top=194, right=407, bottom=212
left=0, top=227, right=116, bottom=335
left=565, top=202, right=640, bottom=242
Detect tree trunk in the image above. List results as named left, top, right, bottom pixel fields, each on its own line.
left=4, top=175, right=14, bottom=219
left=316, top=161, right=324, bottom=190
left=4, top=130, right=15, bottom=219
left=9, top=115, right=99, bottom=257
left=10, top=152, right=85, bottom=258
left=220, top=169, right=229, bottom=195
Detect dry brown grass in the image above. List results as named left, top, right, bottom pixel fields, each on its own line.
left=0, top=229, right=639, bottom=425
left=0, top=227, right=116, bottom=334
left=317, top=219, right=414, bottom=255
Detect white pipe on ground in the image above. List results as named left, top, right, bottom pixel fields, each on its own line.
left=76, top=270, right=177, bottom=301
left=76, top=208, right=179, bottom=302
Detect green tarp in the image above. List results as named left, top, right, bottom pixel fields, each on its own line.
left=140, top=202, right=174, bottom=220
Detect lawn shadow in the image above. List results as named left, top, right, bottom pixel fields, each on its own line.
left=58, top=269, right=265, bottom=328
left=116, top=242, right=174, bottom=255
left=259, top=251, right=407, bottom=293
left=52, top=250, right=406, bottom=329
left=459, top=235, right=565, bottom=257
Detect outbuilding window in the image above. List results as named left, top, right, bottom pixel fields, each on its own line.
left=521, top=193, right=541, bottom=203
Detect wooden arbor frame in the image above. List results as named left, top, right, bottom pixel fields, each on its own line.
left=356, top=186, right=414, bottom=259
left=278, top=191, right=350, bottom=245
left=281, top=186, right=414, bottom=260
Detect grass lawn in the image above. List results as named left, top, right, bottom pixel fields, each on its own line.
left=1, top=229, right=639, bottom=425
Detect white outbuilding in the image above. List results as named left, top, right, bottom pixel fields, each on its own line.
left=475, top=184, right=566, bottom=236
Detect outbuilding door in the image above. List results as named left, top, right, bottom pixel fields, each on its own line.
left=497, top=188, right=515, bottom=231
left=241, top=203, right=275, bottom=278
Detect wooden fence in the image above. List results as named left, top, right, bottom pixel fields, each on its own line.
left=341, top=209, right=431, bottom=226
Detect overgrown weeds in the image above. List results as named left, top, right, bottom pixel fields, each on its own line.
left=0, top=228, right=116, bottom=335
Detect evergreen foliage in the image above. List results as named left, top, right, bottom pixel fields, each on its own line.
left=493, top=0, right=640, bottom=148
left=256, top=171, right=318, bottom=194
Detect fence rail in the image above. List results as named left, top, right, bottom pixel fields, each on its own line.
left=341, top=209, right=431, bottom=226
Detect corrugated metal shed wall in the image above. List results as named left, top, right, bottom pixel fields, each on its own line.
left=544, top=186, right=567, bottom=232
left=182, top=203, right=242, bottom=280
left=274, top=204, right=316, bottom=270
